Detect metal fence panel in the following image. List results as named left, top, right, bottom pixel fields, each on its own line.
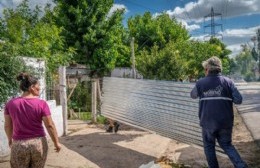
left=101, top=77, right=221, bottom=151
left=101, top=78, right=260, bottom=154
left=236, top=82, right=260, bottom=114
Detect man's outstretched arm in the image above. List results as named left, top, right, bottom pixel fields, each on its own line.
left=190, top=86, right=198, bottom=99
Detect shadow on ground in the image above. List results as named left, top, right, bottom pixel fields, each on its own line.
left=60, top=131, right=156, bottom=168
left=174, top=140, right=260, bottom=168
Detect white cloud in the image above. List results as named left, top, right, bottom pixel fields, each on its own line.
left=108, top=4, right=128, bottom=18
left=227, top=44, right=242, bottom=51
left=190, top=35, right=244, bottom=57
left=153, top=13, right=200, bottom=31
left=220, top=26, right=260, bottom=48
left=223, top=26, right=260, bottom=37
left=190, top=34, right=206, bottom=41
left=226, top=44, right=246, bottom=57
left=167, top=0, right=260, bottom=23
left=222, top=26, right=260, bottom=56
left=13, top=0, right=23, bottom=5
left=177, top=19, right=200, bottom=31
left=0, top=0, right=54, bottom=16
left=186, top=23, right=200, bottom=31
left=152, top=12, right=160, bottom=18
left=11, top=0, right=53, bottom=8
left=162, top=1, right=260, bottom=55
left=190, top=25, right=260, bottom=57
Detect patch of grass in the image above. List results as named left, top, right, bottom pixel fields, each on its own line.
left=78, top=112, right=92, bottom=120
left=96, top=115, right=107, bottom=124
left=77, top=112, right=107, bottom=124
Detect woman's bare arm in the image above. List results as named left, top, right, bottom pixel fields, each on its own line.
left=4, top=115, right=13, bottom=147
left=42, top=116, right=61, bottom=152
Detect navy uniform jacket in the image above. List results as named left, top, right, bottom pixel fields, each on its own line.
left=190, top=73, right=242, bottom=130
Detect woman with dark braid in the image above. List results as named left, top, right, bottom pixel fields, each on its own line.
left=4, top=72, right=61, bottom=168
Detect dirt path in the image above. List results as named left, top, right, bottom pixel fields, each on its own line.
left=0, top=111, right=259, bottom=168
left=47, top=111, right=260, bottom=168
left=49, top=112, right=259, bottom=168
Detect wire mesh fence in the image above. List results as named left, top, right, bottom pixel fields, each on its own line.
left=46, top=73, right=60, bottom=104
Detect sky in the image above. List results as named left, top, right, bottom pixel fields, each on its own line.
left=1, top=0, right=260, bottom=56
left=112, top=0, right=260, bottom=56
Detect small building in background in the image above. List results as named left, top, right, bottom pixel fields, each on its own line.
left=110, top=67, right=143, bottom=79
left=66, top=63, right=91, bottom=85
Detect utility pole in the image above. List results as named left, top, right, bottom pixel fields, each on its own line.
left=257, top=29, right=260, bottom=51
left=251, top=29, right=260, bottom=76
left=131, top=37, right=136, bottom=79
left=204, top=7, right=223, bottom=39
left=59, top=66, right=68, bottom=136
left=258, top=29, right=260, bottom=75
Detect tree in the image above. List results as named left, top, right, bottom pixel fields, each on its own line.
left=137, top=42, right=188, bottom=80
left=0, top=0, right=73, bottom=104
left=231, top=45, right=257, bottom=81
left=0, top=0, right=73, bottom=73
left=0, top=42, right=28, bottom=104
left=128, top=13, right=231, bottom=80
left=181, top=38, right=231, bottom=80
left=208, top=38, right=232, bottom=75
left=128, top=12, right=190, bottom=52
left=53, top=0, right=130, bottom=76
left=128, top=12, right=190, bottom=80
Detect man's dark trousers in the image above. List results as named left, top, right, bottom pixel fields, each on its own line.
left=202, top=128, right=247, bottom=168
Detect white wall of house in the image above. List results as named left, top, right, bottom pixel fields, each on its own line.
left=45, top=100, right=64, bottom=137
left=22, top=57, right=46, bottom=100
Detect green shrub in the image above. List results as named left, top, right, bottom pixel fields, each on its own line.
left=68, top=81, right=92, bottom=112
left=77, top=112, right=107, bottom=124
left=96, top=115, right=107, bottom=124
left=0, top=44, right=28, bottom=104
left=78, top=112, right=92, bottom=120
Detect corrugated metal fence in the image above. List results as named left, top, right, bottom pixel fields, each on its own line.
left=101, top=77, right=207, bottom=151
left=101, top=77, right=260, bottom=154
left=236, top=82, right=260, bottom=114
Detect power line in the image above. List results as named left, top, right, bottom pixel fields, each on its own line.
left=195, top=0, right=203, bottom=19
left=220, top=0, right=225, bottom=17
left=224, top=0, right=229, bottom=26
left=190, top=1, right=199, bottom=20
left=179, top=0, right=192, bottom=23
left=122, top=0, right=161, bottom=13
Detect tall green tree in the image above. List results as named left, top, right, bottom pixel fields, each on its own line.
left=208, top=38, right=232, bottom=75
left=128, top=12, right=190, bottom=80
left=127, top=13, right=231, bottom=80
left=137, top=42, right=187, bottom=80
left=53, top=0, right=130, bottom=76
left=128, top=12, right=190, bottom=51
left=0, top=0, right=73, bottom=103
left=181, top=38, right=231, bottom=80
left=0, top=0, right=73, bottom=73
left=0, top=42, right=28, bottom=104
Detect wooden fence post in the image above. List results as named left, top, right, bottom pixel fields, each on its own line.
left=97, top=79, right=101, bottom=101
left=59, top=66, right=68, bottom=136
left=92, top=79, right=97, bottom=122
